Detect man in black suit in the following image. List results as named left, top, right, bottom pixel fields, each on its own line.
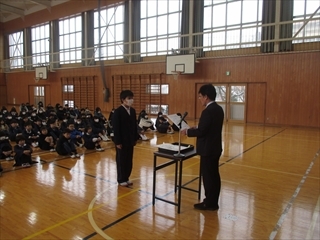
left=113, top=90, right=139, bottom=187
left=181, top=84, right=224, bottom=210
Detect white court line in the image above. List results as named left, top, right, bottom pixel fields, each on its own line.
left=269, top=149, right=320, bottom=240
left=305, top=195, right=320, bottom=239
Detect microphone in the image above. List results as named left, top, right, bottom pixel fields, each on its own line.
left=180, top=112, right=188, bottom=122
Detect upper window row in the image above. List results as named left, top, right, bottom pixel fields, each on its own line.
left=8, top=0, right=319, bottom=69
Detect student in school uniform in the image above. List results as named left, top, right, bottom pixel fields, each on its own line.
left=67, top=123, right=84, bottom=147
left=13, top=135, right=38, bottom=167
left=22, top=122, right=39, bottom=148
left=38, top=126, right=56, bottom=152
left=47, top=119, right=61, bottom=142
left=0, top=131, right=14, bottom=160
left=112, top=90, right=139, bottom=187
left=82, top=126, right=104, bottom=151
left=56, top=129, right=80, bottom=158
left=8, top=119, right=23, bottom=142
left=90, top=115, right=110, bottom=141
left=138, top=112, right=156, bottom=131
left=155, top=112, right=174, bottom=134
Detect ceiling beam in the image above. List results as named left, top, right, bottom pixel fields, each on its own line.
left=30, top=0, right=52, bottom=8
left=0, top=3, right=24, bottom=17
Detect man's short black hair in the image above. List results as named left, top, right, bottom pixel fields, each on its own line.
left=120, top=90, right=134, bottom=102
left=198, top=84, right=217, bottom=101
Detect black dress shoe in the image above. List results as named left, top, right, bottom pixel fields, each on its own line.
left=194, top=202, right=219, bottom=211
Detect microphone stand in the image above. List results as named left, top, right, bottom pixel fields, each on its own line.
left=174, top=118, right=185, bottom=157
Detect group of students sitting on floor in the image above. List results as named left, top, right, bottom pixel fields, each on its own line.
left=0, top=103, right=187, bottom=173
left=0, top=102, right=113, bottom=170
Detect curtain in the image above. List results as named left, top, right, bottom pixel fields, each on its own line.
left=261, top=0, right=275, bottom=53
left=24, top=27, right=32, bottom=71
left=180, top=0, right=190, bottom=55
left=83, top=10, right=95, bottom=66
left=193, top=0, right=204, bottom=58
left=51, top=20, right=60, bottom=69
left=280, top=0, right=293, bottom=51
left=124, top=0, right=141, bottom=63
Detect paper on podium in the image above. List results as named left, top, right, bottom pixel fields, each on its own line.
left=157, top=143, right=190, bottom=152
left=167, top=114, right=190, bottom=130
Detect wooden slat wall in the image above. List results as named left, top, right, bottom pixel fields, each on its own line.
left=61, top=76, right=97, bottom=111
left=112, top=74, right=163, bottom=115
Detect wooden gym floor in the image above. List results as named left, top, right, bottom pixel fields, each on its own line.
left=0, top=121, right=319, bottom=239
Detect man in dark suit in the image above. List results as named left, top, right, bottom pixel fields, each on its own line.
left=113, top=90, right=139, bottom=187
left=181, top=84, right=224, bottom=211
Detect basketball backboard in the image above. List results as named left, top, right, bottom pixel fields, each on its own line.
left=35, top=66, right=47, bottom=79
left=166, top=53, right=195, bottom=75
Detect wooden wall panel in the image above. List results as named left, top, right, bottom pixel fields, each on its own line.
left=246, top=83, right=266, bottom=124
left=3, top=51, right=320, bottom=128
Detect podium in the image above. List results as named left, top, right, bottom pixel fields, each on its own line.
left=152, top=146, right=201, bottom=213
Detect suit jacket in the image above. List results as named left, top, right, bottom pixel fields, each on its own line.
left=113, top=105, right=139, bottom=146
left=187, top=102, right=224, bottom=156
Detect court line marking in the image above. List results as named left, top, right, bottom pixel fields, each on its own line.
left=224, top=162, right=320, bottom=180
left=23, top=186, right=140, bottom=240
left=269, top=149, right=319, bottom=240
left=305, top=194, right=320, bottom=239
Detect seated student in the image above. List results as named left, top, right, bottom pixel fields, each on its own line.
left=13, top=135, right=38, bottom=167
left=47, top=119, right=61, bottom=142
left=9, top=107, right=19, bottom=121
left=137, top=109, right=146, bottom=125
left=0, top=118, right=9, bottom=134
left=172, top=112, right=188, bottom=131
left=33, top=118, right=43, bottom=135
left=137, top=124, right=148, bottom=141
left=90, top=115, right=110, bottom=141
left=75, top=117, right=86, bottom=133
left=82, top=126, right=104, bottom=151
left=8, top=119, right=23, bottom=142
left=67, top=123, right=84, bottom=147
left=19, top=115, right=32, bottom=131
left=38, top=127, right=56, bottom=152
left=59, top=117, right=69, bottom=132
left=138, top=112, right=156, bottom=131
left=155, top=112, right=174, bottom=134
left=0, top=131, right=14, bottom=160
left=5, top=113, right=13, bottom=126
left=22, top=122, right=39, bottom=148
left=94, top=107, right=107, bottom=124
left=56, top=129, right=80, bottom=158
left=56, top=105, right=66, bottom=121
left=37, top=108, right=47, bottom=121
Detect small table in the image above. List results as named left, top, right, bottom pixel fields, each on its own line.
left=152, top=149, right=201, bottom=213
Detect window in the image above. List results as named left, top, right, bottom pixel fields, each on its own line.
left=146, top=104, right=168, bottom=115
left=141, top=0, right=183, bottom=56
left=146, top=84, right=169, bottom=94
left=63, top=85, right=74, bottom=92
left=59, top=15, right=82, bottom=64
left=8, top=31, right=24, bottom=69
left=34, top=86, right=45, bottom=106
left=94, top=4, right=125, bottom=60
left=203, top=0, right=262, bottom=50
left=31, top=23, right=50, bottom=66
left=293, top=0, right=320, bottom=43
left=64, top=100, right=74, bottom=108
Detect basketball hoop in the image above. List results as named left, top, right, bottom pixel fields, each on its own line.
left=34, top=77, right=41, bottom=83
left=171, top=71, right=183, bottom=80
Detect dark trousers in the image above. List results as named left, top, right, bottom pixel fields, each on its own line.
left=200, top=154, right=221, bottom=208
left=116, top=145, right=134, bottom=183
